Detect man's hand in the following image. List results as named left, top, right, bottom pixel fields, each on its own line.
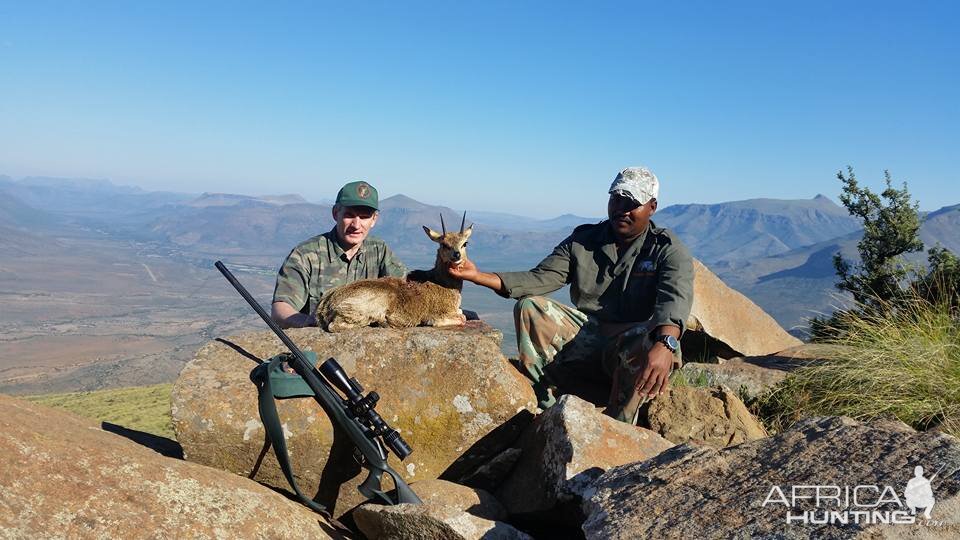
left=446, top=257, right=479, bottom=282
left=633, top=342, right=674, bottom=398
left=447, top=257, right=507, bottom=294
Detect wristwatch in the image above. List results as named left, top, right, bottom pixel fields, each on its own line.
left=656, top=334, right=679, bottom=353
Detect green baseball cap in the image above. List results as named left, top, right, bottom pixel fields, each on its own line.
left=335, top=180, right=379, bottom=210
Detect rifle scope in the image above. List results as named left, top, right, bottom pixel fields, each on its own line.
left=319, top=357, right=414, bottom=460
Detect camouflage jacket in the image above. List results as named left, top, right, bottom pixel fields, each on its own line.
left=496, top=220, right=694, bottom=332
left=272, top=228, right=407, bottom=315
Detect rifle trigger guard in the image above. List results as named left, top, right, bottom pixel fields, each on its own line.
left=352, top=448, right=366, bottom=467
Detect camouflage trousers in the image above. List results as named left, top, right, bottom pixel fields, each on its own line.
left=513, top=296, right=681, bottom=424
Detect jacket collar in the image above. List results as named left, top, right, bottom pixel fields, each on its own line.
left=598, top=220, right=654, bottom=269
left=324, top=227, right=365, bottom=263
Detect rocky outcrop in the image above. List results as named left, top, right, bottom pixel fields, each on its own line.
left=583, top=416, right=960, bottom=539
left=352, top=479, right=530, bottom=540
left=679, top=359, right=788, bottom=400
left=0, top=394, right=339, bottom=539
left=172, top=324, right=537, bottom=516
left=679, top=343, right=841, bottom=400
left=496, top=395, right=673, bottom=516
left=686, top=259, right=802, bottom=358
left=774, top=342, right=848, bottom=362
left=642, top=385, right=767, bottom=448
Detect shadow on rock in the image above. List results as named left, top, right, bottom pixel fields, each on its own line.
left=101, top=422, right=184, bottom=459
left=440, top=409, right=535, bottom=488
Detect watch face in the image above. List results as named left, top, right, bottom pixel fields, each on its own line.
left=660, top=335, right=679, bottom=350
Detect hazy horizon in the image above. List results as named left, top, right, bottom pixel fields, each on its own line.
left=6, top=171, right=956, bottom=219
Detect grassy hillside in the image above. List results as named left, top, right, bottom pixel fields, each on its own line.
left=26, top=383, right=174, bottom=439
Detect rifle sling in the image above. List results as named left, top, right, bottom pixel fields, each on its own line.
left=249, top=352, right=331, bottom=516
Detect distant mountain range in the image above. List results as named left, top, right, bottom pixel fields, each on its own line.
left=2, top=175, right=958, bottom=333
left=654, top=195, right=863, bottom=266
left=185, top=193, right=309, bottom=208
left=711, top=204, right=960, bottom=332
left=0, top=175, right=191, bottom=220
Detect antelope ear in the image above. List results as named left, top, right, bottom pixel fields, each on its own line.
left=462, top=224, right=473, bottom=241
left=423, top=226, right=443, bottom=242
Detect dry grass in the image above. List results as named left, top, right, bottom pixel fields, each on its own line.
left=756, top=293, right=960, bottom=437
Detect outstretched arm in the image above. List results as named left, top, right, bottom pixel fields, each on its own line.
left=447, top=258, right=505, bottom=294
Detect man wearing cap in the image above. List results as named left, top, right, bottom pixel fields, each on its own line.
left=448, top=167, right=693, bottom=423
left=271, top=181, right=407, bottom=328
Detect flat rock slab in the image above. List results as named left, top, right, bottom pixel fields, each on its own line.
left=583, top=416, right=960, bottom=539
left=0, top=394, right=339, bottom=539
left=354, top=502, right=533, bottom=540
left=353, top=478, right=525, bottom=540
left=172, top=324, right=537, bottom=516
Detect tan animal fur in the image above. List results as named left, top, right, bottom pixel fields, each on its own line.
left=317, top=215, right=473, bottom=332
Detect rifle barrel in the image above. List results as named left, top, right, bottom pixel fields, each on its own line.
left=214, top=260, right=308, bottom=360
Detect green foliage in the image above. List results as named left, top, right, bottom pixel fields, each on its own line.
left=811, top=167, right=958, bottom=340
left=833, top=167, right=923, bottom=310
left=26, top=383, right=174, bottom=439
left=758, top=290, right=960, bottom=438
left=669, top=367, right=710, bottom=388
left=912, top=246, right=960, bottom=308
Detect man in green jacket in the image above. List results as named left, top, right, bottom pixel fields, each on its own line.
left=449, top=167, right=694, bottom=423
left=271, top=180, right=407, bottom=328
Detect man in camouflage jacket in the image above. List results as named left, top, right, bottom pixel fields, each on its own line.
left=271, top=181, right=407, bottom=328
left=449, top=167, right=694, bottom=423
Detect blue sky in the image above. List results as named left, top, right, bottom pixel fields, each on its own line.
left=1, top=1, right=957, bottom=217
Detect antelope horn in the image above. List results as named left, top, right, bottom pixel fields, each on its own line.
left=460, top=211, right=466, bottom=233
left=440, top=213, right=446, bottom=235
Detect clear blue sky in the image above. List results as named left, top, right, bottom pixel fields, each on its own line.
left=1, top=1, right=957, bottom=217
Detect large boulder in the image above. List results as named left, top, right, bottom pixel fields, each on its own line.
left=496, top=395, right=673, bottom=517
left=583, top=416, right=960, bottom=539
left=686, top=259, right=802, bottom=358
left=642, top=385, right=767, bottom=448
left=0, top=394, right=339, bottom=539
left=172, top=324, right=537, bottom=517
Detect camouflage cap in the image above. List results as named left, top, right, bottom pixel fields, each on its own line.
left=609, top=167, right=659, bottom=205
left=336, top=181, right=379, bottom=210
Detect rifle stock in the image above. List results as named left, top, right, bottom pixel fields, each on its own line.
left=214, top=260, right=421, bottom=509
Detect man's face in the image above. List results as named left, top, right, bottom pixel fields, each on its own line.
left=333, top=205, right=378, bottom=249
left=608, top=193, right=657, bottom=241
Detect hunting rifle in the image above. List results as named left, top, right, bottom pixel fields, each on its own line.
left=215, top=260, right=421, bottom=513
